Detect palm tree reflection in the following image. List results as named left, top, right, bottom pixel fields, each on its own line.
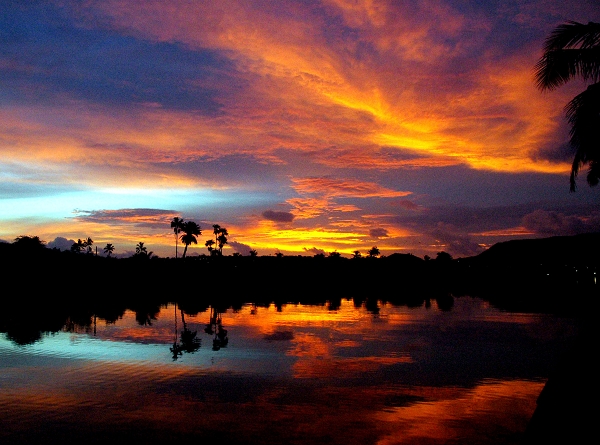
left=170, top=302, right=201, bottom=360
left=205, top=307, right=228, bottom=351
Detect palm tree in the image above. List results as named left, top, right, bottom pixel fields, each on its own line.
left=352, top=250, right=362, bottom=259
left=104, top=243, right=115, bottom=257
left=217, top=227, right=228, bottom=255
left=135, top=242, right=147, bottom=255
left=180, top=221, right=201, bottom=258
left=84, top=237, right=93, bottom=254
left=71, top=238, right=85, bottom=253
left=134, top=242, right=153, bottom=259
left=205, top=239, right=215, bottom=255
left=212, top=224, right=221, bottom=246
left=170, top=216, right=184, bottom=259
left=210, top=224, right=228, bottom=255
left=535, top=20, right=600, bottom=191
left=367, top=246, right=380, bottom=258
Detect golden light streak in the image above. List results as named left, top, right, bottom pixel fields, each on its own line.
left=89, top=0, right=575, bottom=176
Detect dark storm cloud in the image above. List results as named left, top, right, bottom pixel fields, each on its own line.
left=393, top=200, right=421, bottom=211
left=391, top=204, right=528, bottom=234
left=1, top=3, right=241, bottom=114
left=522, top=209, right=600, bottom=236
left=263, top=210, right=294, bottom=223
left=534, top=141, right=575, bottom=164
left=369, top=228, right=389, bottom=239
left=430, top=223, right=485, bottom=257
left=390, top=202, right=599, bottom=240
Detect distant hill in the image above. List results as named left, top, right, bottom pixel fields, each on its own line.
left=465, top=232, right=600, bottom=267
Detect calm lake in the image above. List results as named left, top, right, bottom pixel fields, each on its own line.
left=0, top=296, right=577, bottom=445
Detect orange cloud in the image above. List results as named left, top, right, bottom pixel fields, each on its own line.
left=82, top=0, right=574, bottom=177
left=291, top=177, right=411, bottom=198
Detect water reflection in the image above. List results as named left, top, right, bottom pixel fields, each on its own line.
left=0, top=297, right=578, bottom=445
left=170, top=302, right=201, bottom=360
left=205, top=306, right=229, bottom=351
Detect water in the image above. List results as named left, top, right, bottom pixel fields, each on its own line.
left=0, top=296, right=576, bottom=444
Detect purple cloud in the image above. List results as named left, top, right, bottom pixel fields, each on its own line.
left=522, top=209, right=600, bottom=236
left=369, top=228, right=389, bottom=239
left=263, top=210, right=294, bottom=223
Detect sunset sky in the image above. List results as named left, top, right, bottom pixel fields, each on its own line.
left=2, top=0, right=599, bottom=259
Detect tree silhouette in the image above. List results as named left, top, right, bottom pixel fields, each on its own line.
left=205, top=239, right=215, bottom=255
left=170, top=303, right=201, bottom=360
left=368, top=246, right=380, bottom=258
left=180, top=221, right=201, bottom=258
left=135, top=242, right=147, bottom=255
left=170, top=216, right=184, bottom=259
left=352, top=250, right=362, bottom=259
left=134, top=241, right=153, bottom=259
left=249, top=249, right=258, bottom=257
left=84, top=237, right=94, bottom=255
left=535, top=20, right=600, bottom=191
left=205, top=307, right=228, bottom=351
left=103, top=243, right=115, bottom=257
left=211, top=224, right=228, bottom=256
left=13, top=235, right=46, bottom=251
left=71, top=238, right=85, bottom=253
left=436, top=251, right=453, bottom=262
left=217, top=227, right=228, bottom=255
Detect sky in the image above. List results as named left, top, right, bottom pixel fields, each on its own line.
left=1, top=0, right=599, bottom=259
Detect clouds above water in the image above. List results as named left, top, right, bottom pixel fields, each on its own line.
left=1, top=0, right=599, bottom=258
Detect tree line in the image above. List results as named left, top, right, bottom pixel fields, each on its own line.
left=6, top=221, right=399, bottom=261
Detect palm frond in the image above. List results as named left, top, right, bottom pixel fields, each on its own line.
left=536, top=47, right=600, bottom=90
left=565, top=84, right=600, bottom=191
left=536, top=21, right=600, bottom=90
left=544, top=21, right=600, bottom=51
left=587, top=160, right=600, bottom=187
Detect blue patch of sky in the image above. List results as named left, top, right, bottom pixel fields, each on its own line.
left=0, top=186, right=279, bottom=223
left=1, top=2, right=243, bottom=114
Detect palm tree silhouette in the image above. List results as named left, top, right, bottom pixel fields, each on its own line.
left=170, top=216, right=184, bottom=259
left=368, top=246, right=380, bottom=258
left=212, top=224, right=221, bottom=245
left=205, top=307, right=228, bottom=351
left=180, top=221, right=201, bottom=258
left=217, top=227, right=228, bottom=255
left=535, top=20, right=600, bottom=191
left=135, top=242, right=147, bottom=255
left=103, top=243, right=115, bottom=257
left=205, top=239, right=215, bottom=255
left=84, top=237, right=94, bottom=254
left=71, top=238, right=85, bottom=253
left=134, top=241, right=153, bottom=258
